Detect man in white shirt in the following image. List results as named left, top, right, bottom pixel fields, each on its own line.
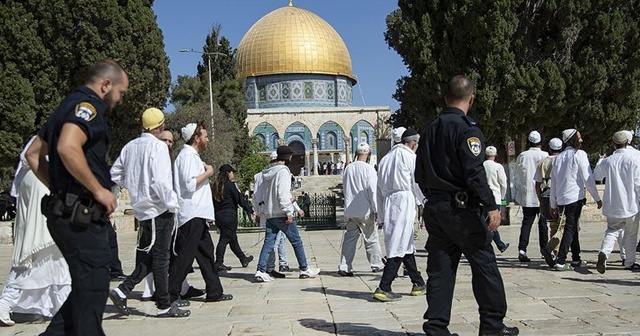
left=534, top=138, right=563, bottom=256
left=169, top=123, right=233, bottom=302
left=483, top=146, right=509, bottom=253
left=253, top=146, right=320, bottom=282
left=593, top=131, right=640, bottom=273
left=338, top=142, right=385, bottom=276
left=543, top=129, right=602, bottom=271
left=373, top=129, right=425, bottom=302
left=109, top=108, right=189, bottom=317
left=514, top=131, right=549, bottom=262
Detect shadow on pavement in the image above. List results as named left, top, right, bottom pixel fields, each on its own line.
left=301, top=287, right=376, bottom=302
left=561, top=277, right=639, bottom=286
left=299, top=318, right=418, bottom=336
left=217, top=271, right=260, bottom=283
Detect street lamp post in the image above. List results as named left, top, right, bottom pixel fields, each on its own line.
left=179, top=48, right=227, bottom=141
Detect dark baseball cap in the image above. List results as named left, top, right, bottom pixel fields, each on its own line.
left=219, top=164, right=237, bottom=174
left=276, top=145, right=294, bottom=160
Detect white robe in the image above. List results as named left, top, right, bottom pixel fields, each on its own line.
left=0, top=170, right=71, bottom=317
left=376, top=144, right=424, bottom=258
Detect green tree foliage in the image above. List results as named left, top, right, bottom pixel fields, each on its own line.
left=386, top=0, right=640, bottom=154
left=169, top=24, right=249, bottom=170
left=236, top=137, right=270, bottom=192
left=0, top=0, right=169, bottom=188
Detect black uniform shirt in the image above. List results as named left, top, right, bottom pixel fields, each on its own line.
left=39, top=86, right=113, bottom=193
left=415, top=107, right=497, bottom=211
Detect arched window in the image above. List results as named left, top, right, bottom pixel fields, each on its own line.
left=360, top=131, right=368, bottom=145
left=326, top=132, right=337, bottom=150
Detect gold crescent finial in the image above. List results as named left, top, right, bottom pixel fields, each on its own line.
left=288, top=0, right=293, bottom=6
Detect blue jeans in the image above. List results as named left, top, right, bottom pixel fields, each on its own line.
left=266, top=231, right=288, bottom=272
left=258, top=217, right=308, bottom=272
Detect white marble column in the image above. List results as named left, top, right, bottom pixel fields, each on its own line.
left=312, top=138, right=319, bottom=176
left=344, top=136, right=352, bottom=165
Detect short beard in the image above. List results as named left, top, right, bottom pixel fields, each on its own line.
left=103, top=90, right=116, bottom=112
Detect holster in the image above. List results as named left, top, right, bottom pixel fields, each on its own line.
left=40, top=183, right=108, bottom=226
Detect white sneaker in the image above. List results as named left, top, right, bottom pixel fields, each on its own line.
left=0, top=309, right=15, bottom=326
left=299, top=267, right=321, bottom=279
left=254, top=271, right=274, bottom=282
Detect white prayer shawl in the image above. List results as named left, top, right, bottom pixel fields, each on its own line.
left=343, top=161, right=377, bottom=220
left=12, top=170, right=56, bottom=268
left=10, top=137, right=36, bottom=198
left=514, top=147, right=548, bottom=207
left=592, top=148, right=640, bottom=218
left=376, top=144, right=423, bottom=258
left=11, top=137, right=58, bottom=268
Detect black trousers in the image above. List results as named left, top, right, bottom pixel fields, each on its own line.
left=119, top=212, right=173, bottom=309
left=41, top=215, right=111, bottom=336
left=107, top=222, right=124, bottom=276
left=215, top=217, right=246, bottom=266
left=168, top=218, right=223, bottom=302
left=517, top=206, right=548, bottom=253
left=556, top=199, right=584, bottom=264
left=378, top=253, right=424, bottom=292
left=422, top=201, right=507, bottom=336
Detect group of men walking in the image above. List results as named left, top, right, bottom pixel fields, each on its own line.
left=4, top=60, right=241, bottom=335
left=11, top=58, right=637, bottom=336
left=511, top=127, right=640, bottom=273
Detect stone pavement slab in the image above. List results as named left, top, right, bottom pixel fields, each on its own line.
left=0, top=205, right=639, bottom=335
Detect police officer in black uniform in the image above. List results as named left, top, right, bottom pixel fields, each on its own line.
left=31, top=59, right=129, bottom=336
left=415, top=76, right=518, bottom=336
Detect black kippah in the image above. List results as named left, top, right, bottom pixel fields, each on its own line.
left=401, top=129, right=418, bottom=138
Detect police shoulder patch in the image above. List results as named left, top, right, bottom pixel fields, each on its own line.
left=74, top=102, right=97, bottom=121
left=467, top=137, right=482, bottom=156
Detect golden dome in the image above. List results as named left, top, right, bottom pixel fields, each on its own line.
left=236, top=4, right=356, bottom=82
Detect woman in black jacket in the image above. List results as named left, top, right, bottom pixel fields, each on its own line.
left=212, top=164, right=254, bottom=272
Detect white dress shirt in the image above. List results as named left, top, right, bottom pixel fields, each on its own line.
left=343, top=160, right=377, bottom=219
left=592, top=148, right=640, bottom=218
left=550, top=146, right=601, bottom=208
left=173, top=144, right=215, bottom=226
left=483, top=159, right=507, bottom=205
left=111, top=133, right=178, bottom=221
left=515, top=147, right=548, bottom=207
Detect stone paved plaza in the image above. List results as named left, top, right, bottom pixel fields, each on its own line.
left=0, top=203, right=639, bottom=335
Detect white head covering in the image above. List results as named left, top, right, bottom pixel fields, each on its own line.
left=562, top=129, right=577, bottom=143
left=485, top=146, right=497, bottom=157
left=269, top=151, right=278, bottom=160
left=356, top=142, right=371, bottom=155
left=181, top=123, right=197, bottom=141
left=613, top=131, right=628, bottom=145
left=549, top=138, right=563, bottom=151
left=623, top=130, right=634, bottom=144
left=528, top=131, right=541, bottom=144
left=392, top=127, right=406, bottom=144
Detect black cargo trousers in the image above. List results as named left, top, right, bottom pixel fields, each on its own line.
left=40, top=212, right=111, bottom=336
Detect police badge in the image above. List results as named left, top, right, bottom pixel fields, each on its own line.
left=74, top=102, right=97, bottom=121
left=467, top=137, right=481, bottom=156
